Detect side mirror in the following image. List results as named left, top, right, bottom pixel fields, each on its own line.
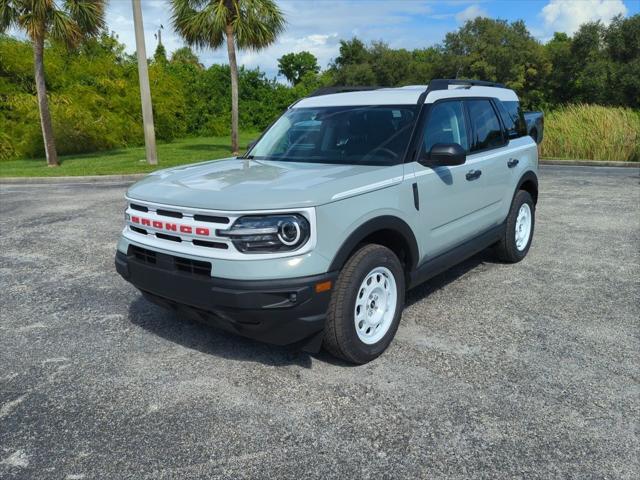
left=423, top=143, right=466, bottom=167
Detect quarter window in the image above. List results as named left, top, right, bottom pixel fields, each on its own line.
left=467, top=99, right=505, bottom=151
left=502, top=101, right=528, bottom=138
left=422, top=101, right=469, bottom=154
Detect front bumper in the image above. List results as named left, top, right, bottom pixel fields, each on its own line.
left=115, top=248, right=337, bottom=350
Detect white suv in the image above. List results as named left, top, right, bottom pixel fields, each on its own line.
left=116, top=79, right=539, bottom=364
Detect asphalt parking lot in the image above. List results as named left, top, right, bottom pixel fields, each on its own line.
left=1, top=165, right=639, bottom=479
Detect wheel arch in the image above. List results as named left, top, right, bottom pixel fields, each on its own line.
left=328, top=216, right=419, bottom=279
left=516, top=170, right=539, bottom=205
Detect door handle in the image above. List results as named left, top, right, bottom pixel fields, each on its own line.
left=466, top=169, right=482, bottom=181
left=507, top=158, right=519, bottom=168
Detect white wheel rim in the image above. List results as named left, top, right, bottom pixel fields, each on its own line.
left=354, top=266, right=398, bottom=345
left=515, top=203, right=532, bottom=251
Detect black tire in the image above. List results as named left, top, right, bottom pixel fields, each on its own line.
left=323, top=244, right=405, bottom=364
left=495, top=190, right=535, bottom=263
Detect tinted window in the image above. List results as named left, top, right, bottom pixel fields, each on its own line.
left=422, top=101, right=468, bottom=153
left=249, top=105, right=416, bottom=166
left=502, top=101, right=527, bottom=137
left=467, top=99, right=505, bottom=151
left=495, top=100, right=517, bottom=138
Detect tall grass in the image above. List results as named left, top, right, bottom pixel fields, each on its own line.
left=540, top=104, right=640, bottom=162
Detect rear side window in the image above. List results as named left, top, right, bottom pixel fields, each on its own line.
left=502, top=101, right=527, bottom=138
left=466, top=99, right=505, bottom=151
left=495, top=101, right=517, bottom=138
left=422, top=101, right=469, bottom=153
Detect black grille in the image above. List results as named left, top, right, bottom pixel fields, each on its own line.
left=156, top=209, right=183, bottom=218
left=193, top=214, right=230, bottom=224
left=130, top=245, right=156, bottom=264
left=156, top=233, right=181, bottom=242
left=175, top=257, right=211, bottom=276
left=130, top=226, right=147, bottom=235
left=193, top=239, right=228, bottom=249
left=130, top=203, right=148, bottom=212
left=128, top=245, right=211, bottom=277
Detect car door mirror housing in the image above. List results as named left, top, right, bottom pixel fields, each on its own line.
left=422, top=143, right=466, bottom=167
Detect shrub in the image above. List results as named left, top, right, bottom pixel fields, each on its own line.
left=540, top=104, right=640, bottom=162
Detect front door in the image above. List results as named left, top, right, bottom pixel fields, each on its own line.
left=411, top=100, right=483, bottom=258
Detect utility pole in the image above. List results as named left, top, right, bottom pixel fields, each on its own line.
left=132, top=0, right=157, bottom=165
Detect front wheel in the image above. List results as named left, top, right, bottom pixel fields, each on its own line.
left=323, top=244, right=405, bottom=364
left=495, top=190, right=535, bottom=263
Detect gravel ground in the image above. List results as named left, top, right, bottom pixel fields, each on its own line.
left=1, top=165, right=639, bottom=479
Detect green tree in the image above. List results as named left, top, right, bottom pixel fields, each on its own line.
left=440, top=18, right=550, bottom=108
left=170, top=46, right=203, bottom=68
left=0, top=0, right=106, bottom=166
left=277, top=50, right=319, bottom=85
left=154, top=42, right=167, bottom=64
left=604, top=15, right=640, bottom=108
left=544, top=32, right=574, bottom=105
left=570, top=22, right=610, bottom=104
left=170, top=0, right=285, bottom=154
left=334, top=37, right=370, bottom=66
left=368, top=42, right=413, bottom=86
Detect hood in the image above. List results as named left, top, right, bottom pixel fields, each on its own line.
left=127, top=158, right=404, bottom=211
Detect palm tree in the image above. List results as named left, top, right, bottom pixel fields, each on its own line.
left=0, top=0, right=105, bottom=167
left=171, top=0, right=285, bottom=154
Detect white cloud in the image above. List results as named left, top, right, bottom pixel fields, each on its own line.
left=102, top=0, right=458, bottom=77
left=238, top=32, right=341, bottom=78
left=455, top=4, right=488, bottom=23
left=540, top=0, right=628, bottom=35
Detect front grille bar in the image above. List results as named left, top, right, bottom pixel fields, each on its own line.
left=128, top=245, right=211, bottom=277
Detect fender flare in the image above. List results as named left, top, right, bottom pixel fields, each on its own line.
left=515, top=170, right=539, bottom=204
left=328, top=215, right=420, bottom=272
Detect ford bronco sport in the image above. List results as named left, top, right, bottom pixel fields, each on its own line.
left=115, top=79, right=539, bottom=364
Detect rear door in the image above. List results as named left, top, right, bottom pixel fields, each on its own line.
left=461, top=98, right=512, bottom=230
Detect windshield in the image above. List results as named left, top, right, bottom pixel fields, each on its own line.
left=247, top=105, right=417, bottom=166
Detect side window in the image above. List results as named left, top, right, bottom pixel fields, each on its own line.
left=495, top=100, right=517, bottom=138
left=502, top=101, right=527, bottom=138
left=422, top=101, right=468, bottom=154
left=467, top=99, right=505, bottom=151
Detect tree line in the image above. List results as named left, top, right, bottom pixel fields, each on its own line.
left=327, top=15, right=639, bottom=110
left=1, top=8, right=638, bottom=163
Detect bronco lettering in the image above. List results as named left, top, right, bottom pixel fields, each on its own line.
left=130, top=216, right=209, bottom=237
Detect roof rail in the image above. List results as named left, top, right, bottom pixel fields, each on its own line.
left=427, top=79, right=506, bottom=91
left=307, top=86, right=380, bottom=97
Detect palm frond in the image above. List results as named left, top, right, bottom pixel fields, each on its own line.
left=19, top=10, right=43, bottom=40
left=233, top=0, right=285, bottom=51
left=64, top=0, right=106, bottom=37
left=0, top=0, right=18, bottom=33
left=171, top=0, right=224, bottom=49
left=29, top=0, right=54, bottom=22
left=170, top=0, right=285, bottom=51
left=5, top=0, right=104, bottom=43
left=48, top=7, right=80, bottom=46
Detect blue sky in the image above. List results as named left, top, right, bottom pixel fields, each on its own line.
left=104, top=0, right=639, bottom=79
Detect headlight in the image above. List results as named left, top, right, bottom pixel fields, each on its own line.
left=217, top=214, right=310, bottom=253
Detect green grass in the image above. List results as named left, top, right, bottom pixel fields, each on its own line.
left=0, top=133, right=258, bottom=177
left=540, top=104, right=640, bottom=162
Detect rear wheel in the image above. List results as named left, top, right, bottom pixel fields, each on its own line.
left=324, top=244, right=405, bottom=364
left=495, top=190, right=535, bottom=263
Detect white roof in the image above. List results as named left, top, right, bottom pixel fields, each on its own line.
left=293, top=84, right=518, bottom=108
